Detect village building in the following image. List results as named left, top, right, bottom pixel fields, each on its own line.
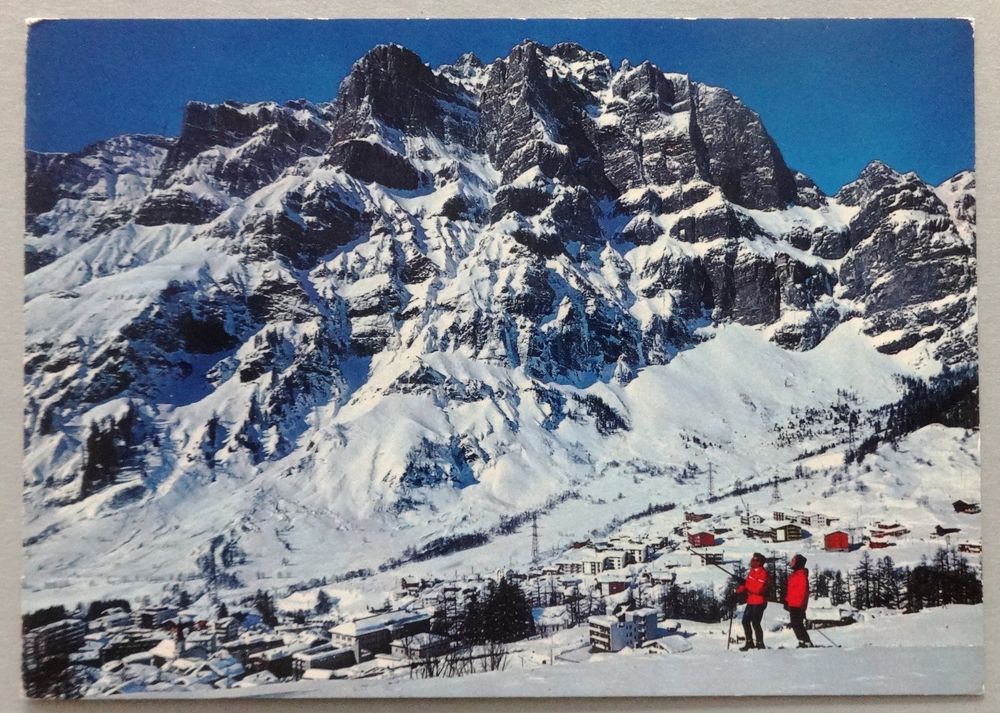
left=773, top=509, right=837, bottom=528
left=132, top=605, right=178, bottom=630
left=220, top=632, right=285, bottom=664
left=390, top=632, right=450, bottom=660
left=807, top=598, right=858, bottom=626
left=100, top=628, right=168, bottom=663
left=214, top=616, right=239, bottom=642
left=741, top=513, right=766, bottom=526
left=602, top=550, right=626, bottom=570
left=623, top=542, right=650, bottom=564
left=595, top=573, right=630, bottom=596
left=824, top=529, right=862, bottom=552
left=871, top=524, right=910, bottom=539
left=23, top=618, right=87, bottom=672
left=687, top=531, right=716, bottom=547
left=184, top=630, right=218, bottom=653
left=291, top=644, right=355, bottom=678
left=684, top=511, right=711, bottom=523
left=89, top=609, right=132, bottom=632
left=959, top=542, right=982, bottom=554
left=689, top=550, right=724, bottom=566
left=588, top=608, right=659, bottom=653
left=329, top=610, right=431, bottom=663
left=953, top=500, right=981, bottom=514
left=772, top=523, right=804, bottom=542
left=531, top=606, right=572, bottom=636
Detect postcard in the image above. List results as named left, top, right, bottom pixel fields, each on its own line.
left=21, top=18, right=980, bottom=698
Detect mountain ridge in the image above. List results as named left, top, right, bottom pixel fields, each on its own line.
left=22, top=40, right=976, bottom=603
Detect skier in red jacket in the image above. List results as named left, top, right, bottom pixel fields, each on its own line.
left=736, top=552, right=769, bottom=650
left=784, top=553, right=813, bottom=648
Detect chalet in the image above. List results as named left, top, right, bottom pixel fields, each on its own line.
left=953, top=500, right=981, bottom=514
left=824, top=529, right=861, bottom=552
left=399, top=577, right=425, bottom=594
left=877, top=526, right=910, bottom=538
left=688, top=532, right=716, bottom=548
left=869, top=540, right=892, bottom=549
left=643, top=571, right=676, bottom=584
left=772, top=523, right=804, bottom=542
left=743, top=524, right=775, bottom=541
left=741, top=513, right=766, bottom=526
left=959, top=542, right=982, bottom=554
left=685, top=512, right=712, bottom=523
left=596, top=573, right=630, bottom=596
left=531, top=606, right=572, bottom=636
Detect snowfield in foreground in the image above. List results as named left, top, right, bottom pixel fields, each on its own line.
left=134, top=604, right=982, bottom=697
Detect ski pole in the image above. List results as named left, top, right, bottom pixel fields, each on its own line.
left=726, top=603, right=736, bottom=650
left=812, top=626, right=840, bottom=648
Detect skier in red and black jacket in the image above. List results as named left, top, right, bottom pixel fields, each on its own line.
left=784, top=553, right=813, bottom=648
left=736, top=552, right=769, bottom=650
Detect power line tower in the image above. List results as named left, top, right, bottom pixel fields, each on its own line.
left=707, top=462, right=715, bottom=499
left=531, top=514, right=540, bottom=565
left=771, top=476, right=781, bottom=504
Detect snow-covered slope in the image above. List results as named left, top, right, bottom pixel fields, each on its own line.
left=22, top=41, right=977, bottom=608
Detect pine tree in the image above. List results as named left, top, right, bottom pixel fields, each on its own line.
left=831, top=570, right=848, bottom=605
left=315, top=590, right=333, bottom=615
left=217, top=602, right=229, bottom=619
left=253, top=590, right=278, bottom=627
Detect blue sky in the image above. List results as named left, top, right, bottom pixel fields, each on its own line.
left=25, top=19, right=973, bottom=194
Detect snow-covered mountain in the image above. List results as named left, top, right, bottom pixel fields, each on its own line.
left=22, top=41, right=976, bottom=606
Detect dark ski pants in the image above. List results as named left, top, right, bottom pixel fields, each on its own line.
left=789, top=607, right=812, bottom=645
left=742, top=603, right=766, bottom=646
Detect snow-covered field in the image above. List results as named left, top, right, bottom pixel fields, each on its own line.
left=133, top=604, right=982, bottom=697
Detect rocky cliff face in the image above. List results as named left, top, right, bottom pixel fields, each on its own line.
left=22, top=41, right=976, bottom=590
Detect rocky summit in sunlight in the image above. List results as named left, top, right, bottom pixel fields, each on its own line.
left=23, top=40, right=976, bottom=605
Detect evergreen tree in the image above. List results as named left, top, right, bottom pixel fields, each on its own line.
left=216, top=602, right=229, bottom=619
left=252, top=589, right=278, bottom=627
left=830, top=570, right=848, bottom=605
left=315, top=590, right=333, bottom=615
left=480, top=578, right=534, bottom=643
